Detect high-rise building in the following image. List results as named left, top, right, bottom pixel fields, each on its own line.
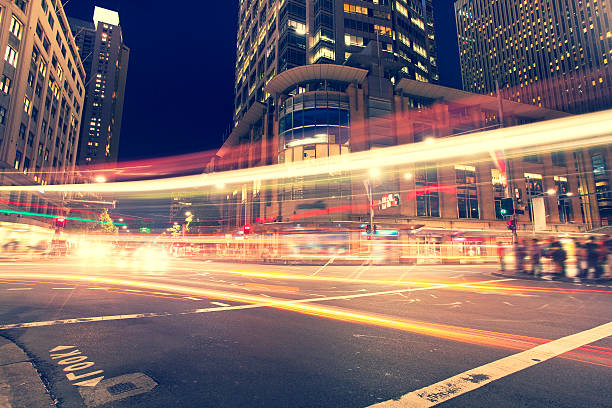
left=69, top=7, right=129, bottom=167
left=455, top=0, right=612, bottom=114
left=0, top=0, right=86, bottom=227
left=234, top=0, right=439, bottom=124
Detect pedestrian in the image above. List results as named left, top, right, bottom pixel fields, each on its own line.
left=530, top=239, right=543, bottom=277
left=585, top=236, right=604, bottom=279
left=546, top=239, right=566, bottom=279
left=603, top=235, right=612, bottom=277
left=574, top=240, right=588, bottom=282
left=497, top=242, right=506, bottom=272
left=514, top=240, right=527, bottom=274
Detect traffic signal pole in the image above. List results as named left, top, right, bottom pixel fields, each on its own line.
left=496, top=80, right=518, bottom=244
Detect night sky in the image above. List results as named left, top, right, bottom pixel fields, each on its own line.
left=64, top=1, right=461, bottom=162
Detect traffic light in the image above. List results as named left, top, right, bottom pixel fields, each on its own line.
left=243, top=224, right=252, bottom=235
left=365, top=224, right=371, bottom=234
left=55, top=217, right=66, bottom=228
left=507, top=220, right=517, bottom=231
left=501, top=198, right=514, bottom=216
left=373, top=225, right=377, bottom=234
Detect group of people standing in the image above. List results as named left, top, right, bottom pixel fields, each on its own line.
left=498, top=235, right=612, bottom=281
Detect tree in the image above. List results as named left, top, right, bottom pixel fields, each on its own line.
left=99, top=209, right=118, bottom=234
left=170, top=224, right=182, bottom=237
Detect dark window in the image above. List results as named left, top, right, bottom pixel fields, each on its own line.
left=552, top=151, right=567, bottom=167
left=456, top=165, right=479, bottom=219
left=416, top=166, right=440, bottom=217
left=0, top=107, right=6, bottom=125
left=18, top=124, right=26, bottom=140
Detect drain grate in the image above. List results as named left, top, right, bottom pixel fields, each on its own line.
left=107, top=382, right=138, bottom=395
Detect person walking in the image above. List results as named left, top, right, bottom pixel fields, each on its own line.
left=574, top=240, right=588, bottom=282
left=497, top=242, right=506, bottom=272
left=546, top=240, right=566, bottom=279
left=585, top=236, right=603, bottom=279
left=530, top=239, right=543, bottom=277
left=603, top=235, right=612, bottom=277
left=514, top=240, right=527, bottom=274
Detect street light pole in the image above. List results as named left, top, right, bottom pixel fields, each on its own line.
left=363, top=180, right=374, bottom=241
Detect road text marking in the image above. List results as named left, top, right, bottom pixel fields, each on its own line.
left=49, top=345, right=105, bottom=387
left=367, top=321, right=612, bottom=407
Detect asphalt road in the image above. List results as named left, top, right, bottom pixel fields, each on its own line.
left=0, top=259, right=611, bottom=407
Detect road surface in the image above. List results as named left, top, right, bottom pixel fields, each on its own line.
left=0, top=259, right=610, bottom=407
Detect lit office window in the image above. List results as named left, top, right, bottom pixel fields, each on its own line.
left=0, top=75, right=11, bottom=94
left=9, top=16, right=23, bottom=39
left=4, top=45, right=19, bottom=67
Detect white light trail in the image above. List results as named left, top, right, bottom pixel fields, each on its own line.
left=0, top=110, right=610, bottom=194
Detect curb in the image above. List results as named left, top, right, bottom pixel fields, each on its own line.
left=0, top=336, right=56, bottom=407
left=492, top=271, right=612, bottom=285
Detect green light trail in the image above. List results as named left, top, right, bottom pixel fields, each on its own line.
left=0, top=209, right=126, bottom=226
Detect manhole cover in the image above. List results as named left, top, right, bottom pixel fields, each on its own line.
left=107, top=382, right=138, bottom=395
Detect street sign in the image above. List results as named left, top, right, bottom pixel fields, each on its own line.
left=380, top=194, right=400, bottom=210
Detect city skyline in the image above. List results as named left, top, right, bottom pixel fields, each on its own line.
left=63, top=0, right=462, bottom=162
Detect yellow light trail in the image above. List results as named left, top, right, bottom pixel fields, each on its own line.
left=1, top=272, right=611, bottom=368
left=228, top=270, right=612, bottom=295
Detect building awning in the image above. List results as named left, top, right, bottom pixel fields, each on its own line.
left=217, top=101, right=266, bottom=158
left=396, top=78, right=570, bottom=120
left=265, top=64, right=368, bottom=95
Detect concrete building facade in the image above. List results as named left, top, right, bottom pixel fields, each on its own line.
left=211, top=64, right=605, bottom=262
left=70, top=7, right=129, bottom=168
left=0, top=0, right=86, bottom=227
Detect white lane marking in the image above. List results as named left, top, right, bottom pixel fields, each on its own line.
left=52, top=287, right=75, bottom=290
left=367, top=321, right=612, bottom=408
left=88, top=288, right=107, bottom=290
left=310, top=256, right=337, bottom=277
left=0, top=305, right=259, bottom=330
left=7, top=288, right=32, bottom=291
left=184, top=297, right=201, bottom=301
left=0, top=278, right=513, bottom=330
left=210, top=302, right=231, bottom=307
left=259, top=293, right=272, bottom=298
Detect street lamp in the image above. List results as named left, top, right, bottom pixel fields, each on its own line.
left=364, top=169, right=380, bottom=242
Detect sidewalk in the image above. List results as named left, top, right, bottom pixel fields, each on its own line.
left=0, top=336, right=56, bottom=407
left=493, top=271, right=612, bottom=285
